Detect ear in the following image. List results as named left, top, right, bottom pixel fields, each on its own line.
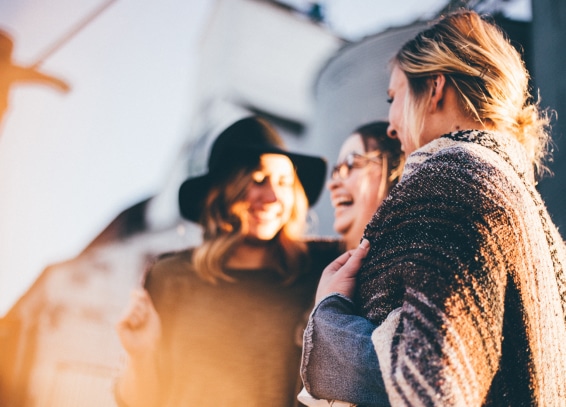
left=429, top=74, right=446, bottom=111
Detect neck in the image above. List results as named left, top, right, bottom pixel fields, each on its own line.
left=433, top=85, right=488, bottom=137
left=226, top=241, right=270, bottom=269
left=450, top=120, right=486, bottom=133
left=344, top=232, right=360, bottom=251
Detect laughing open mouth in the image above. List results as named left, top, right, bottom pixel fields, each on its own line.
left=333, top=195, right=353, bottom=207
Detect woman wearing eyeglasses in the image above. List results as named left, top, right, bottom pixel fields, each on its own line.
left=328, top=121, right=404, bottom=250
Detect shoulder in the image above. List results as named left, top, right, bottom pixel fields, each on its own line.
left=151, top=248, right=193, bottom=272
left=366, top=134, right=520, bottom=254
left=143, top=248, right=199, bottom=314
left=406, top=141, right=491, bottom=181
left=403, top=130, right=528, bottom=188
left=367, top=134, right=513, bottom=239
left=377, top=150, right=505, bottom=235
left=396, top=136, right=508, bottom=208
left=304, top=238, right=344, bottom=271
left=144, top=248, right=195, bottom=289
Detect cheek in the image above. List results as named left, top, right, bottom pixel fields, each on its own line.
left=243, top=185, right=258, bottom=205
left=358, top=182, right=379, bottom=204
left=342, top=172, right=362, bottom=193
left=358, top=173, right=383, bottom=210
left=389, top=101, right=402, bottom=127
left=278, top=189, right=295, bottom=214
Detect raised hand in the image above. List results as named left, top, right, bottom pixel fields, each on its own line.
left=315, top=238, right=370, bottom=303
left=116, top=289, right=162, bottom=359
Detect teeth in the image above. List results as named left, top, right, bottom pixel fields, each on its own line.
left=252, top=210, right=280, bottom=220
left=333, top=196, right=353, bottom=206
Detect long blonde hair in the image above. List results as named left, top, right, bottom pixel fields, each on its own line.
left=393, top=9, right=551, bottom=177
left=192, top=164, right=309, bottom=284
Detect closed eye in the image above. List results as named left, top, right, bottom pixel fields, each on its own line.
left=252, top=172, right=267, bottom=185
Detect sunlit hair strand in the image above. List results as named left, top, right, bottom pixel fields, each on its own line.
left=392, top=9, right=552, bottom=178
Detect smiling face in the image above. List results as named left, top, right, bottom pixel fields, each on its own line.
left=239, top=153, right=296, bottom=241
left=327, top=134, right=385, bottom=250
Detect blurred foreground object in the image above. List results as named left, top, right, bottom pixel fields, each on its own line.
left=0, top=29, right=70, bottom=129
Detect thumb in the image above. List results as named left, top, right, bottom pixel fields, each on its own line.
left=354, top=238, right=370, bottom=256
left=340, top=238, right=370, bottom=279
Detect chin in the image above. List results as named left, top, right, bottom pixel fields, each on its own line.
left=244, top=234, right=277, bottom=246
left=252, top=227, right=282, bottom=241
left=333, top=222, right=351, bottom=238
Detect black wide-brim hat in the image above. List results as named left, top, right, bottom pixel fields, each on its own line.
left=179, top=116, right=327, bottom=223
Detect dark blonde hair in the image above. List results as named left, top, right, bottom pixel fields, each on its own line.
left=393, top=9, right=551, bottom=176
left=192, top=164, right=309, bottom=284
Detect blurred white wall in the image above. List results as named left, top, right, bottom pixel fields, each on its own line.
left=0, top=0, right=214, bottom=316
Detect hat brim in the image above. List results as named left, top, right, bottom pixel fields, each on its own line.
left=178, top=173, right=212, bottom=223
left=179, top=147, right=326, bottom=223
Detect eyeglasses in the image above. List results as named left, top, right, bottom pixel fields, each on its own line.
left=330, top=151, right=382, bottom=180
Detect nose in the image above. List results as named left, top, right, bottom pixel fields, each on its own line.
left=327, top=177, right=340, bottom=192
left=387, top=125, right=397, bottom=140
left=260, top=181, right=278, bottom=203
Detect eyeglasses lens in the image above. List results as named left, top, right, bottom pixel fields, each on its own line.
left=331, top=154, right=355, bottom=180
left=330, top=152, right=382, bottom=180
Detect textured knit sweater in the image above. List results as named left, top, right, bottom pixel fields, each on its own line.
left=143, top=239, right=342, bottom=407
left=357, top=130, right=566, bottom=406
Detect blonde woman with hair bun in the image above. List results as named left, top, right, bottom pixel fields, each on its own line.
left=300, top=10, right=566, bottom=407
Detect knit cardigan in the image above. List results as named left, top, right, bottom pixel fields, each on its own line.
left=357, top=130, right=566, bottom=406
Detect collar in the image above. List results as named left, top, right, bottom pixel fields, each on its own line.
left=401, top=130, right=534, bottom=185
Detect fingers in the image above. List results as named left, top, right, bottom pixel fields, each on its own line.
left=324, top=239, right=370, bottom=275
left=324, top=250, right=356, bottom=274
left=340, top=238, right=370, bottom=278
left=315, top=239, right=370, bottom=302
left=118, top=289, right=153, bottom=330
left=116, top=288, right=163, bottom=358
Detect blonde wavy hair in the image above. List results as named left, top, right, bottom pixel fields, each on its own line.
left=191, top=164, right=309, bottom=284
left=392, top=9, right=552, bottom=177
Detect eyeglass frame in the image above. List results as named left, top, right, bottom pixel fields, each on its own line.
left=330, top=151, right=383, bottom=180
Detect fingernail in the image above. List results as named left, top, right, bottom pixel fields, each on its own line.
left=360, top=238, right=369, bottom=249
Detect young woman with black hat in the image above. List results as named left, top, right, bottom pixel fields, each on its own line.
left=114, top=116, right=342, bottom=407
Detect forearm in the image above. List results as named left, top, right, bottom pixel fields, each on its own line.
left=301, top=294, right=390, bottom=406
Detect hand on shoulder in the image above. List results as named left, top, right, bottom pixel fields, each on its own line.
left=315, top=239, right=370, bottom=303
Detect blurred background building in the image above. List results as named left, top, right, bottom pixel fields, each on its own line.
left=1, top=0, right=563, bottom=405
